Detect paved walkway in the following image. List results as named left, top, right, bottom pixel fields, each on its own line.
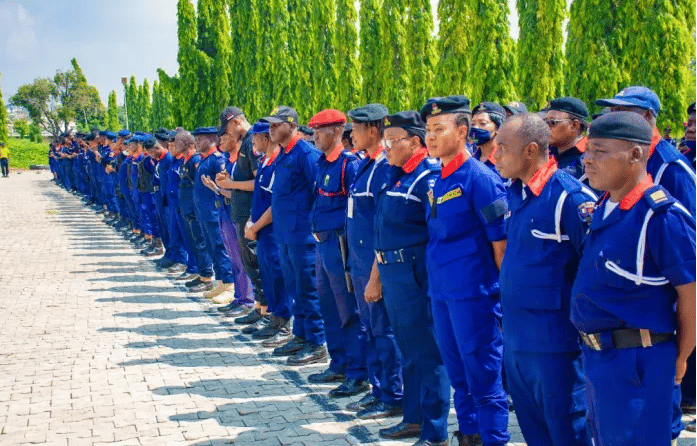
left=0, top=172, right=694, bottom=446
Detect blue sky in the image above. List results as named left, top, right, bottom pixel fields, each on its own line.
left=0, top=0, right=520, bottom=106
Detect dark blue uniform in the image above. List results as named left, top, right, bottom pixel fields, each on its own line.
left=154, top=150, right=176, bottom=258
left=551, top=138, right=586, bottom=181
left=346, top=147, right=403, bottom=406
left=500, top=158, right=595, bottom=446
left=311, top=145, right=364, bottom=379
left=101, top=145, right=120, bottom=214
left=179, top=152, right=213, bottom=278
left=647, top=128, right=696, bottom=217
left=375, top=148, right=450, bottom=442
left=167, top=154, right=196, bottom=274
left=425, top=151, right=510, bottom=445
left=571, top=177, right=696, bottom=446
left=271, top=134, right=325, bottom=347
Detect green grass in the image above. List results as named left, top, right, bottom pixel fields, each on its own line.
left=4, top=137, right=49, bottom=170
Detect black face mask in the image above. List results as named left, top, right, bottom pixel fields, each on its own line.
left=469, top=127, right=493, bottom=146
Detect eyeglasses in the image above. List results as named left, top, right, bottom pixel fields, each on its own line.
left=383, top=136, right=411, bottom=149
left=544, top=118, right=573, bottom=128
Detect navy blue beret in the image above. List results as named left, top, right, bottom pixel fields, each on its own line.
left=103, top=131, right=118, bottom=140
left=84, top=133, right=96, bottom=141
left=298, top=125, right=314, bottom=136
left=142, top=136, right=158, bottom=149
left=588, top=111, right=653, bottom=145
left=117, top=129, right=131, bottom=138
left=343, top=123, right=352, bottom=138
left=192, top=127, right=219, bottom=136
left=503, top=101, right=528, bottom=116
left=347, top=104, right=389, bottom=123
left=420, top=95, right=471, bottom=121
left=250, top=122, right=270, bottom=134
left=385, top=111, right=426, bottom=141
left=472, top=102, right=506, bottom=119
left=548, top=96, right=588, bottom=119
left=688, top=102, right=695, bottom=115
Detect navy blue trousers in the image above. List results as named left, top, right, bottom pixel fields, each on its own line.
left=257, top=228, right=290, bottom=319
left=181, top=210, right=213, bottom=278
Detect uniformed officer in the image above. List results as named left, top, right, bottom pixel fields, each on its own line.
left=121, top=136, right=142, bottom=240
left=677, top=102, right=695, bottom=168
left=503, top=102, right=528, bottom=118
left=423, top=96, right=510, bottom=446
left=127, top=134, right=148, bottom=245
left=343, top=103, right=403, bottom=420
left=571, top=111, right=696, bottom=446
left=263, top=106, right=328, bottom=366
left=114, top=130, right=133, bottom=231
left=305, top=109, right=368, bottom=396
left=494, top=113, right=594, bottom=446
left=100, top=131, right=121, bottom=222
left=214, top=107, right=266, bottom=324
left=595, top=86, right=696, bottom=216
left=244, top=121, right=293, bottom=345
left=141, top=135, right=169, bottom=258
left=135, top=135, right=160, bottom=251
left=373, top=109, right=450, bottom=445
left=545, top=97, right=589, bottom=180
left=190, top=127, right=238, bottom=304
left=341, top=123, right=354, bottom=153
left=470, top=102, right=506, bottom=177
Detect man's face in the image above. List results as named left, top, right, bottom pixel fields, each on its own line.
left=313, top=126, right=338, bottom=152
left=172, top=137, right=184, bottom=155
left=269, top=122, right=292, bottom=144
left=685, top=113, right=696, bottom=141
left=252, top=134, right=268, bottom=153
left=493, top=122, right=526, bottom=180
left=350, top=122, right=376, bottom=151
left=196, top=135, right=216, bottom=153
left=610, top=105, right=653, bottom=124
left=545, top=110, right=578, bottom=147
left=383, top=127, right=414, bottom=167
left=426, top=114, right=464, bottom=159
left=220, top=133, right=235, bottom=152
left=583, top=138, right=636, bottom=192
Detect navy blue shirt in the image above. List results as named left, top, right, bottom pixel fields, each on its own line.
left=251, top=150, right=279, bottom=238
left=647, top=129, right=696, bottom=217
left=178, top=152, right=200, bottom=215
left=194, top=148, right=227, bottom=222
left=271, top=135, right=321, bottom=244
left=311, top=145, right=359, bottom=233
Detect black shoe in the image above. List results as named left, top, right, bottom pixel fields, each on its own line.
left=241, top=316, right=269, bottom=334
left=185, top=277, right=204, bottom=288
left=357, top=401, right=403, bottom=420
left=413, top=440, right=448, bottom=446
left=222, top=303, right=254, bottom=318
left=308, top=368, right=345, bottom=384
left=287, top=343, right=328, bottom=366
left=346, top=393, right=379, bottom=412
left=139, top=244, right=155, bottom=255
left=252, top=316, right=281, bottom=339
left=452, top=431, right=482, bottom=446
left=144, top=246, right=164, bottom=257
left=261, top=327, right=294, bottom=348
left=189, top=280, right=214, bottom=293
left=329, top=378, right=370, bottom=398
left=235, top=308, right=262, bottom=324
left=167, top=264, right=187, bottom=275
left=156, top=258, right=176, bottom=270
left=379, top=422, right=422, bottom=440
left=272, top=336, right=306, bottom=356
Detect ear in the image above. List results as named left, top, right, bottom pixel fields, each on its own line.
left=456, top=123, right=469, bottom=141
left=629, top=144, right=643, bottom=163
left=524, top=142, right=539, bottom=159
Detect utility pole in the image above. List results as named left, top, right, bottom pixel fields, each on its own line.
left=121, top=77, right=129, bottom=130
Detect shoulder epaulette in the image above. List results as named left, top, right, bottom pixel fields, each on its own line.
left=643, top=185, right=675, bottom=211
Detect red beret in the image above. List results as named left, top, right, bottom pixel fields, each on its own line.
left=308, top=109, right=347, bottom=128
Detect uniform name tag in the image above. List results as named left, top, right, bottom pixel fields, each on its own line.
left=347, top=196, right=354, bottom=218
left=436, top=187, right=463, bottom=204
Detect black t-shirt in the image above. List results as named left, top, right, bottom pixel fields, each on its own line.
left=230, top=130, right=260, bottom=222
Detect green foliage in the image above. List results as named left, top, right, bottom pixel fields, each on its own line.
left=335, top=0, right=361, bottom=112
left=312, top=0, right=340, bottom=112
left=290, top=0, right=316, bottom=120
left=126, top=76, right=139, bottom=130
left=359, top=0, right=384, bottom=106
left=151, top=80, right=176, bottom=130
left=140, top=79, right=152, bottom=131
left=256, top=0, right=292, bottom=118
left=381, top=0, right=411, bottom=111
left=0, top=75, right=7, bottom=145
left=6, top=137, right=47, bottom=169
left=28, top=121, right=42, bottom=143
left=176, top=0, right=200, bottom=129
left=408, top=0, right=436, bottom=109
left=13, top=118, right=29, bottom=139
left=435, top=0, right=473, bottom=97
left=517, top=0, right=566, bottom=109
left=106, top=90, right=120, bottom=131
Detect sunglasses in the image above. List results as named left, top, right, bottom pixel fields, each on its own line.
left=544, top=118, right=573, bottom=128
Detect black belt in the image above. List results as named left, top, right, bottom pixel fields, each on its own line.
left=580, top=328, right=673, bottom=351
left=312, top=229, right=344, bottom=243
left=375, top=244, right=426, bottom=265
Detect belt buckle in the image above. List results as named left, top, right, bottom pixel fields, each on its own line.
left=581, top=332, right=602, bottom=351
left=639, top=329, right=653, bottom=348
left=375, top=251, right=385, bottom=264
left=313, top=233, right=321, bottom=243
left=398, top=249, right=405, bottom=263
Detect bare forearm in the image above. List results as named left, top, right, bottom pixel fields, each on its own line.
left=676, top=282, right=696, bottom=361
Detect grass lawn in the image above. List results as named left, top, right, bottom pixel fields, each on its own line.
left=4, top=137, right=49, bottom=170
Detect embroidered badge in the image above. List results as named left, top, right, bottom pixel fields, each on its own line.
left=436, top=186, right=463, bottom=204
left=287, top=116, right=294, bottom=123
left=324, top=175, right=330, bottom=186
left=384, top=117, right=390, bottom=126
left=650, top=190, right=667, bottom=204
left=432, top=103, right=441, bottom=115
left=577, top=201, right=595, bottom=224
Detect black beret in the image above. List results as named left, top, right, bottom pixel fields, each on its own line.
left=142, top=136, right=158, bottom=150
left=343, top=123, right=352, bottom=139
left=84, top=133, right=96, bottom=141
left=548, top=96, right=588, bottom=119
left=298, top=125, right=314, bottom=136
left=688, top=102, right=695, bottom=115
left=347, top=104, right=389, bottom=123
left=385, top=111, right=426, bottom=141
left=154, top=127, right=175, bottom=142
left=503, top=101, right=528, bottom=116
left=588, top=111, right=653, bottom=145
left=472, top=102, right=506, bottom=127
left=192, top=127, right=219, bottom=136
left=75, top=132, right=86, bottom=139
left=592, top=107, right=611, bottom=121
left=420, top=95, right=471, bottom=121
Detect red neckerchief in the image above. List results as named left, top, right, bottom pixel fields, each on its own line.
left=619, top=175, right=654, bottom=210
left=648, top=127, right=661, bottom=160
left=174, top=153, right=183, bottom=160
left=442, top=150, right=469, bottom=178
left=368, top=144, right=384, bottom=160
left=200, top=146, right=217, bottom=159
left=228, top=151, right=238, bottom=163
left=576, top=136, right=587, bottom=153
left=284, top=134, right=302, bottom=154
left=157, top=149, right=168, bottom=161
left=402, top=147, right=429, bottom=174
left=325, top=144, right=344, bottom=163
left=526, top=157, right=558, bottom=196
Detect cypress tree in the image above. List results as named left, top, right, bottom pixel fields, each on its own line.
left=517, top=0, right=566, bottom=109
left=359, top=0, right=385, bottom=105
left=435, top=0, right=473, bottom=97
left=157, top=69, right=182, bottom=127
left=290, top=0, right=316, bottom=119
left=381, top=0, right=411, bottom=111
left=260, top=0, right=292, bottom=116
left=408, top=0, right=436, bottom=109
left=313, top=0, right=340, bottom=111
left=176, top=0, right=200, bottom=129
left=335, top=0, right=361, bottom=111
left=127, top=76, right=140, bottom=130
left=140, top=79, right=152, bottom=131
left=0, top=74, right=8, bottom=145
left=107, top=90, right=120, bottom=131
left=565, top=0, right=624, bottom=115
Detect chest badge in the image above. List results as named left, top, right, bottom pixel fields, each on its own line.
left=436, top=186, right=463, bottom=204
left=324, top=175, right=330, bottom=186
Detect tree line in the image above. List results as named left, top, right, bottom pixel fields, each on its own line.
left=3, top=0, right=695, bottom=142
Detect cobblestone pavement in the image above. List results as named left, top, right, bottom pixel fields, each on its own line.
left=0, top=172, right=694, bottom=446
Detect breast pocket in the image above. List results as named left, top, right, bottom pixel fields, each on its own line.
left=595, top=242, right=640, bottom=293
left=433, top=195, right=475, bottom=241
left=523, top=218, right=561, bottom=262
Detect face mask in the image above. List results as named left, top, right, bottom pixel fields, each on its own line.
left=469, top=127, right=492, bottom=146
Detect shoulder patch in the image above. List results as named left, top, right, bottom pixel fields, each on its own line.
left=555, top=170, right=583, bottom=193
left=577, top=201, right=595, bottom=224
left=643, top=185, right=675, bottom=211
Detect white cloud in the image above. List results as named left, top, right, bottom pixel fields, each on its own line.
left=0, top=2, right=39, bottom=62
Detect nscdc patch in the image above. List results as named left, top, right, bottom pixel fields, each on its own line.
left=324, top=175, right=330, bottom=186
left=577, top=201, right=595, bottom=224
left=436, top=186, right=463, bottom=204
